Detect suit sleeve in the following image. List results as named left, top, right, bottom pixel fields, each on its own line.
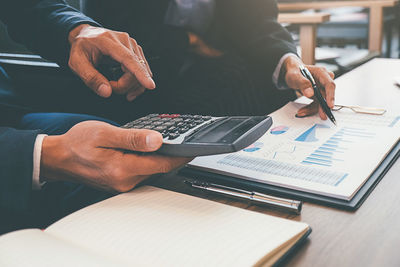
left=216, top=0, right=297, bottom=82
left=0, top=0, right=101, bottom=66
left=0, top=127, right=42, bottom=211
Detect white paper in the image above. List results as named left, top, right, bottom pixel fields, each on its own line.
left=189, top=102, right=400, bottom=200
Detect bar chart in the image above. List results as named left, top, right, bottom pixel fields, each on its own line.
left=301, top=127, right=376, bottom=167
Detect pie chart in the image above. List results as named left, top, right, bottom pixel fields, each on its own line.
left=270, top=125, right=289, bottom=135
left=243, top=142, right=263, bottom=152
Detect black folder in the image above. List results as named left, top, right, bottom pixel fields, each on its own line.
left=180, top=140, right=400, bottom=210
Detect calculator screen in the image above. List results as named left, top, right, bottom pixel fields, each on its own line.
left=187, top=117, right=264, bottom=144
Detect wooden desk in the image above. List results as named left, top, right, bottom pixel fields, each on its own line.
left=278, top=0, right=399, bottom=54
left=149, top=58, right=400, bottom=266
left=278, top=13, right=331, bottom=65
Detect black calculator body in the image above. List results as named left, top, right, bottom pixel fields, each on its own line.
left=122, top=114, right=272, bottom=157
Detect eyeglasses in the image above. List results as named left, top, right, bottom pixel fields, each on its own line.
left=332, top=105, right=386, bottom=115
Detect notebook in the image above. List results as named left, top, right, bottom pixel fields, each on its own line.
left=188, top=102, right=400, bottom=202
left=0, top=186, right=310, bottom=267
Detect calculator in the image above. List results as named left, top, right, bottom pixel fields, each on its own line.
left=121, top=114, right=272, bottom=157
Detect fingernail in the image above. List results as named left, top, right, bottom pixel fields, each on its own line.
left=304, top=88, right=313, bottom=97
left=146, top=132, right=161, bottom=150
left=295, top=113, right=306, bottom=118
left=97, top=84, right=110, bottom=97
left=148, top=78, right=156, bottom=89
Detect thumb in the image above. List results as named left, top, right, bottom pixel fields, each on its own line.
left=111, top=128, right=163, bottom=152
left=69, top=53, right=112, bottom=98
left=81, top=66, right=112, bottom=98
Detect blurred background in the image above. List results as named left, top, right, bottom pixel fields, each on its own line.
left=1, top=0, right=399, bottom=78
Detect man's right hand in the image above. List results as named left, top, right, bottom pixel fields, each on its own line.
left=40, top=121, right=191, bottom=192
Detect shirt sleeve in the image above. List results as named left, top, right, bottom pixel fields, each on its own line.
left=272, top=53, right=299, bottom=90
left=32, top=134, right=48, bottom=190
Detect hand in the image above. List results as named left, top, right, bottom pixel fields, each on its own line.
left=188, top=32, right=223, bottom=58
left=283, top=56, right=336, bottom=120
left=68, top=24, right=156, bottom=102
left=40, top=121, right=191, bottom=192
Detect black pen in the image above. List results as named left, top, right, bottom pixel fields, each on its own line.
left=184, top=180, right=302, bottom=214
left=299, top=65, right=336, bottom=125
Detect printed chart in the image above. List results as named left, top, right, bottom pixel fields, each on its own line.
left=295, top=124, right=329, bottom=142
left=218, top=154, right=348, bottom=186
left=270, top=125, right=289, bottom=135
left=301, top=127, right=376, bottom=167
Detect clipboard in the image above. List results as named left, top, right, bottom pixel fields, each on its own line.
left=180, top=140, right=400, bottom=210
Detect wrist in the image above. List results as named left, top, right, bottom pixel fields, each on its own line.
left=68, top=23, right=91, bottom=45
left=282, top=55, right=302, bottom=74
left=40, top=135, right=68, bottom=182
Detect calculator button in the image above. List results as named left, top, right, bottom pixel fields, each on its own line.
left=133, top=124, right=145, bottom=129
left=123, top=122, right=135, bottom=128
left=188, top=123, right=197, bottom=128
left=173, top=118, right=184, bottom=123
left=176, top=122, right=185, bottom=127
left=147, top=114, right=159, bottom=118
left=202, top=116, right=211, bottom=121
left=194, top=120, right=204, bottom=124
left=141, top=121, right=151, bottom=126
left=143, top=125, right=154, bottom=130
left=163, top=122, right=176, bottom=127
left=161, top=131, right=169, bottom=138
left=179, top=127, right=190, bottom=133
left=193, top=115, right=202, bottom=120
left=168, top=126, right=177, bottom=132
left=154, top=126, right=168, bottom=132
left=168, top=133, right=180, bottom=140
left=152, top=121, right=163, bottom=126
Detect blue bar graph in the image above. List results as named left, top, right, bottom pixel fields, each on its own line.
left=218, top=154, right=348, bottom=186
left=301, top=126, right=375, bottom=167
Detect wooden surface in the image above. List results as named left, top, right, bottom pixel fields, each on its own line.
left=149, top=59, right=400, bottom=266
left=278, top=0, right=398, bottom=54
left=278, top=12, right=331, bottom=65
left=278, top=12, right=331, bottom=24
left=278, top=0, right=398, bottom=11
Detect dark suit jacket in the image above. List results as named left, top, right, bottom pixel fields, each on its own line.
left=0, top=0, right=99, bottom=211
left=1, top=0, right=100, bottom=66
left=84, top=0, right=297, bottom=82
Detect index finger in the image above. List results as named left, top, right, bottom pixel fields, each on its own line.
left=99, top=39, right=156, bottom=90
left=310, top=67, right=336, bottom=108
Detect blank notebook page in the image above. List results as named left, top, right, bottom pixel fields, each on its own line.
left=46, top=186, right=308, bottom=267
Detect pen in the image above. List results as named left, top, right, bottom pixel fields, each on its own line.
left=299, top=65, right=337, bottom=125
left=184, top=180, right=302, bottom=214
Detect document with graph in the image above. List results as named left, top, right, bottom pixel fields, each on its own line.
left=188, top=102, right=400, bottom=200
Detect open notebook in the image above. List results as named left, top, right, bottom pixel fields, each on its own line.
left=0, top=186, right=310, bottom=267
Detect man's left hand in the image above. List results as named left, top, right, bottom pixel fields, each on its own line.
left=68, top=24, right=155, bottom=102
left=283, top=56, right=336, bottom=120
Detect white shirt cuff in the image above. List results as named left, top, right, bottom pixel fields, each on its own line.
left=272, top=53, right=299, bottom=90
left=32, top=134, right=48, bottom=190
